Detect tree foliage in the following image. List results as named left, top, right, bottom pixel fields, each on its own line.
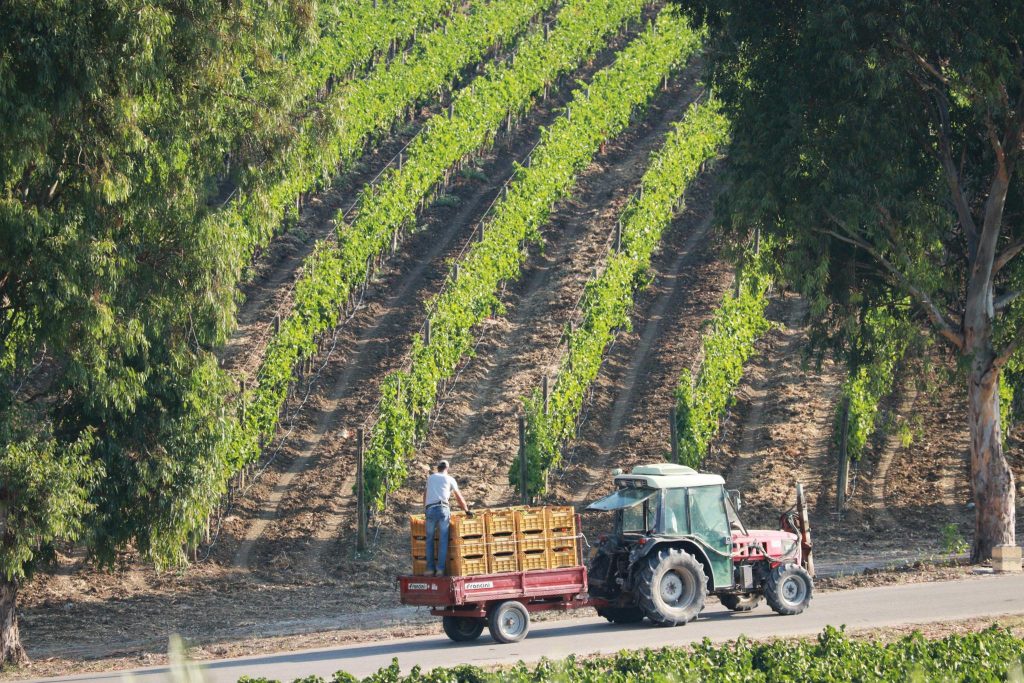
left=700, top=0, right=1024, bottom=559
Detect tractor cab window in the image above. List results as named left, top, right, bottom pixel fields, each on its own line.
left=725, top=491, right=747, bottom=534
left=587, top=487, right=659, bottom=534
left=661, top=487, right=687, bottom=535
left=687, top=485, right=730, bottom=544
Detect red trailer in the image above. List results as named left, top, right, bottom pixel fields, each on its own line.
left=398, top=566, right=603, bottom=643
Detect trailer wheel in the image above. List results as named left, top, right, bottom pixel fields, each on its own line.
left=719, top=593, right=761, bottom=612
left=597, top=607, right=645, bottom=624
left=637, top=547, right=706, bottom=626
left=442, top=616, right=485, bottom=642
left=487, top=600, right=530, bottom=643
left=765, top=563, right=813, bottom=616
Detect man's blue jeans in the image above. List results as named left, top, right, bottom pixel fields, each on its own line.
left=425, top=505, right=451, bottom=574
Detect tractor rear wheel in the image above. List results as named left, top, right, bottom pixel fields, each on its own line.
left=719, top=593, right=761, bottom=612
left=597, top=607, right=645, bottom=624
left=765, top=563, right=813, bottom=615
left=488, top=600, right=530, bottom=643
left=442, top=616, right=485, bottom=642
left=636, top=547, right=706, bottom=626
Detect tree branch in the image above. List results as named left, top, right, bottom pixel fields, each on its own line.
left=994, top=290, right=1021, bottom=314
left=931, top=91, right=979, bottom=258
left=995, top=337, right=1021, bottom=369
left=819, top=219, right=965, bottom=350
left=995, top=238, right=1024, bottom=273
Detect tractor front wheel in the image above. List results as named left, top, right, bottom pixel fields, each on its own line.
left=719, top=593, right=761, bottom=612
left=765, top=563, right=813, bottom=615
left=636, top=547, right=706, bottom=626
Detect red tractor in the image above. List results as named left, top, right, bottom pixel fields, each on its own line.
left=585, top=463, right=814, bottom=625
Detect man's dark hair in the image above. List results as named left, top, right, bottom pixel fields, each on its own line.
left=436, top=460, right=449, bottom=472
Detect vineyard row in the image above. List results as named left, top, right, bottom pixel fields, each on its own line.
left=516, top=98, right=729, bottom=497
left=362, top=9, right=705, bottom=511
left=237, top=0, right=651, bottom=476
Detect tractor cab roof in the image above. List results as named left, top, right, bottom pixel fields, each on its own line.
left=613, top=463, right=725, bottom=490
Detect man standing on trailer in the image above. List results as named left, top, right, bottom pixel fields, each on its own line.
left=424, top=460, right=472, bottom=576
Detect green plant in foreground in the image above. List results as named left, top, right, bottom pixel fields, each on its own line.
left=234, top=625, right=1024, bottom=682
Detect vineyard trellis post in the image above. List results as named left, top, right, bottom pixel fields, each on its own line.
left=669, top=406, right=679, bottom=464
left=357, top=427, right=367, bottom=551
left=542, top=374, right=549, bottom=415
left=836, top=395, right=851, bottom=513
left=518, top=415, right=529, bottom=505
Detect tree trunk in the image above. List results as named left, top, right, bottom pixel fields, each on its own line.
left=968, top=360, right=1016, bottom=562
left=0, top=578, right=26, bottom=667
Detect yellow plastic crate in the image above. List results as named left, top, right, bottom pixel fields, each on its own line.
left=488, top=553, right=519, bottom=574
left=450, top=538, right=487, bottom=557
left=550, top=548, right=578, bottom=569
left=515, top=507, right=547, bottom=533
left=451, top=512, right=486, bottom=539
left=486, top=508, right=517, bottom=536
left=449, top=555, right=488, bottom=576
left=412, top=557, right=429, bottom=575
left=518, top=549, right=551, bottom=572
left=546, top=506, right=576, bottom=532
left=517, top=532, right=549, bottom=553
left=410, top=514, right=427, bottom=538
left=549, top=528, right=578, bottom=554
left=488, top=536, right=518, bottom=555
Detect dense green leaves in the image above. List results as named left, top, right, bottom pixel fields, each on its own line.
left=515, top=100, right=729, bottom=497
left=834, top=305, right=914, bottom=463
left=673, top=249, right=772, bottom=467
left=237, top=626, right=1024, bottom=682
left=0, top=429, right=99, bottom=582
left=362, top=10, right=704, bottom=510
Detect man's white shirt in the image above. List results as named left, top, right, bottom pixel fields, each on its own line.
left=425, top=472, right=459, bottom=506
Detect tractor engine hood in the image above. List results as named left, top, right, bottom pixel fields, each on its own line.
left=737, top=529, right=801, bottom=562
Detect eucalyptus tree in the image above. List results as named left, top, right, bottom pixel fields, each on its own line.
left=0, top=0, right=317, bottom=664
left=700, top=0, right=1023, bottom=559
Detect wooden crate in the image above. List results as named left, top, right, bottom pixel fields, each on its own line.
left=550, top=548, right=578, bottom=569
left=486, top=508, right=517, bottom=536
left=546, top=506, right=576, bottom=533
left=515, top=507, right=547, bottom=533
left=449, top=555, right=488, bottom=576
left=518, top=549, right=551, bottom=572
left=488, top=553, right=519, bottom=574
left=412, top=557, right=429, bottom=575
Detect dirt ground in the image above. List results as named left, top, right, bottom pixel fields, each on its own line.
left=11, top=13, right=1024, bottom=682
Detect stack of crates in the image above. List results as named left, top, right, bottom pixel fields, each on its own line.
left=409, top=511, right=487, bottom=575
left=408, top=506, right=578, bottom=576
left=485, top=508, right=519, bottom=573
left=515, top=507, right=551, bottom=571
left=547, top=505, right=578, bottom=568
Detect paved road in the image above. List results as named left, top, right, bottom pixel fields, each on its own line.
left=32, top=573, right=1024, bottom=683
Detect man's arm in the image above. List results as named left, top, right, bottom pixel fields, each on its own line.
left=453, top=487, right=470, bottom=514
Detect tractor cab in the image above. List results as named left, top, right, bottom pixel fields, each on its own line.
left=585, top=463, right=814, bottom=626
